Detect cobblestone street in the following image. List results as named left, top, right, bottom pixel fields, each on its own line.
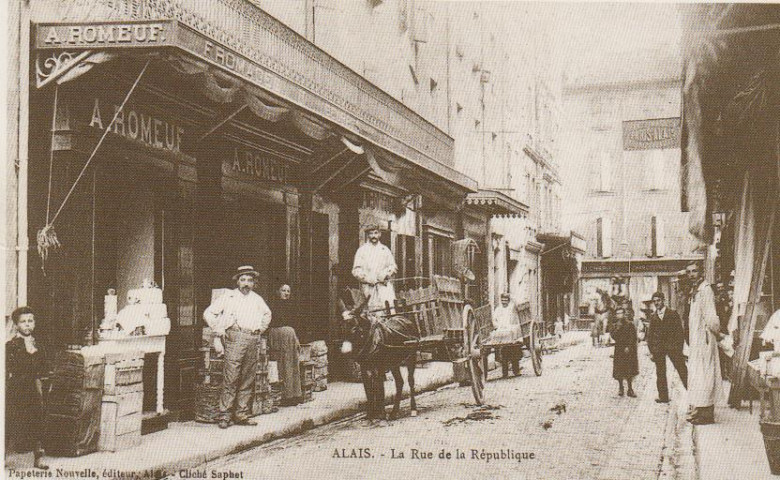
left=189, top=338, right=691, bottom=480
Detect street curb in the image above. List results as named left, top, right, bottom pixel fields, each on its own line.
left=144, top=371, right=457, bottom=479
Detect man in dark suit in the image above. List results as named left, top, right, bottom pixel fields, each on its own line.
left=647, top=292, right=688, bottom=403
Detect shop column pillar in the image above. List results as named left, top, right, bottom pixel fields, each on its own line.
left=163, top=169, right=199, bottom=420
left=299, top=192, right=314, bottom=322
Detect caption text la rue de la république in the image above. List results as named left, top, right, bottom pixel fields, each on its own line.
left=332, top=447, right=536, bottom=464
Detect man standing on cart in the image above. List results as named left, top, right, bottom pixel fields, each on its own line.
left=352, top=224, right=398, bottom=313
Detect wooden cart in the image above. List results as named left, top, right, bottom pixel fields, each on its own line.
left=380, top=275, right=487, bottom=404
left=475, top=301, right=544, bottom=381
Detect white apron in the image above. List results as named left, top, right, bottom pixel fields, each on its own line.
left=688, top=282, right=723, bottom=407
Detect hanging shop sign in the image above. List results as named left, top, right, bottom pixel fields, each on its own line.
left=622, top=117, right=681, bottom=151
left=224, top=147, right=290, bottom=185
left=37, top=21, right=171, bottom=48
left=88, top=98, right=184, bottom=154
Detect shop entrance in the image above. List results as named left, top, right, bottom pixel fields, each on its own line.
left=212, top=200, right=287, bottom=300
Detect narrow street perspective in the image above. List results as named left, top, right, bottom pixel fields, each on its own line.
left=197, top=334, right=689, bottom=480
left=5, top=2, right=780, bottom=480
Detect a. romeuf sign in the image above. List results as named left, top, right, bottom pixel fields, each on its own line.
left=622, top=117, right=681, bottom=151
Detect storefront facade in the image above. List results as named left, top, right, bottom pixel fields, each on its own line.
left=24, top=2, right=476, bottom=419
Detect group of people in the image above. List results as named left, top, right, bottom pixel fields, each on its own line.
left=608, top=261, right=724, bottom=425
left=205, top=224, right=397, bottom=430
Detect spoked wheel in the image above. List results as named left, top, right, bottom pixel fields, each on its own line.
left=529, top=322, right=543, bottom=376
left=463, top=305, right=485, bottom=405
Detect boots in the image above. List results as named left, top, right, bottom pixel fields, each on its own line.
left=34, top=448, right=48, bottom=470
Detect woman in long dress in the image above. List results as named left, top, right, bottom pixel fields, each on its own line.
left=268, top=284, right=303, bottom=406
left=612, top=307, right=639, bottom=397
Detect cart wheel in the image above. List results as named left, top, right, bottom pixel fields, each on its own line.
left=530, top=322, right=543, bottom=376
left=463, top=305, right=485, bottom=404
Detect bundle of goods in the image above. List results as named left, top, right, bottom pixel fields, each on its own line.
left=100, top=280, right=171, bottom=338
left=99, top=352, right=144, bottom=452
left=310, top=341, right=328, bottom=392
left=45, top=350, right=105, bottom=456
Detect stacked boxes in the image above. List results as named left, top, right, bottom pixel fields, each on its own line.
left=310, top=341, right=328, bottom=392
left=252, top=337, right=277, bottom=415
left=300, top=361, right=315, bottom=403
left=99, top=353, right=144, bottom=452
left=195, top=336, right=279, bottom=422
left=45, top=350, right=105, bottom=457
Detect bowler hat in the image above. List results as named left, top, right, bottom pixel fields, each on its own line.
left=233, top=265, right=260, bottom=281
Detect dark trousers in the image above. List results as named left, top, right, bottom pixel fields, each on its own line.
left=220, top=328, right=259, bottom=422
left=655, top=350, right=688, bottom=401
left=500, top=345, right=521, bottom=377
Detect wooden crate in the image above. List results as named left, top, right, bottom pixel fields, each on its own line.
left=255, top=371, right=270, bottom=394
left=300, top=361, right=316, bottom=387
left=310, top=340, right=328, bottom=357
left=313, top=364, right=328, bottom=392
left=104, top=356, right=144, bottom=395
left=99, top=397, right=143, bottom=452
left=299, top=344, right=313, bottom=362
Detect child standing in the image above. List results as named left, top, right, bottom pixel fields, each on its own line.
left=612, top=307, right=639, bottom=397
left=6, top=307, right=49, bottom=469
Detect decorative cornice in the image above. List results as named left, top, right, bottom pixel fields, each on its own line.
left=464, top=189, right=529, bottom=217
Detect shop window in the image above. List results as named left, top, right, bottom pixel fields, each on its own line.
left=651, top=215, right=665, bottom=257
left=423, top=230, right=452, bottom=278
left=395, top=234, right=417, bottom=288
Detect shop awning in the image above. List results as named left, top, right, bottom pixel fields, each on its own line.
left=538, top=232, right=586, bottom=293
left=464, top=189, right=529, bottom=217
left=679, top=4, right=780, bottom=239
left=33, top=19, right=476, bottom=195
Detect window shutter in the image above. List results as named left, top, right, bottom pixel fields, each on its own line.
left=596, top=217, right=603, bottom=258
left=655, top=215, right=665, bottom=257
left=602, top=216, right=613, bottom=258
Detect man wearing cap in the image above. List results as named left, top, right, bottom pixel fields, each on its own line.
left=203, top=265, right=272, bottom=429
left=647, top=292, right=688, bottom=404
left=352, top=224, right=398, bottom=312
left=492, top=293, right=521, bottom=377
left=685, top=261, right=722, bottom=425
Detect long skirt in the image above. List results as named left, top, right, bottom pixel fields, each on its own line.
left=268, top=327, right=302, bottom=400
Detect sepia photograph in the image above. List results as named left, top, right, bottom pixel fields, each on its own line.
left=2, top=1, right=780, bottom=478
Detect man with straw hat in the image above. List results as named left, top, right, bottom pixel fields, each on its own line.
left=203, top=265, right=272, bottom=429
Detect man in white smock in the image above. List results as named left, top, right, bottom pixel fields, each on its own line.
left=685, top=262, right=722, bottom=425
left=352, top=224, right=398, bottom=313
left=492, top=293, right=521, bottom=377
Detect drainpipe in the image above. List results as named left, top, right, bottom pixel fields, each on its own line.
left=16, top=1, right=31, bottom=308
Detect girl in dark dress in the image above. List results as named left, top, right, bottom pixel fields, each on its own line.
left=612, top=307, right=639, bottom=398
left=6, top=306, right=49, bottom=469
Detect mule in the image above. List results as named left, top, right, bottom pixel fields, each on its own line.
left=340, top=292, right=419, bottom=420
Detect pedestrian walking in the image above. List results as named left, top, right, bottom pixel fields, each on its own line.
left=591, top=318, right=603, bottom=347
left=6, top=307, right=49, bottom=470
left=684, top=262, right=722, bottom=425
left=554, top=318, right=564, bottom=340
left=203, top=265, right=272, bottom=429
left=492, top=293, right=521, bottom=377
left=647, top=292, right=688, bottom=404
left=612, top=307, right=638, bottom=397
left=352, top=224, right=398, bottom=313
left=267, top=283, right=303, bottom=406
